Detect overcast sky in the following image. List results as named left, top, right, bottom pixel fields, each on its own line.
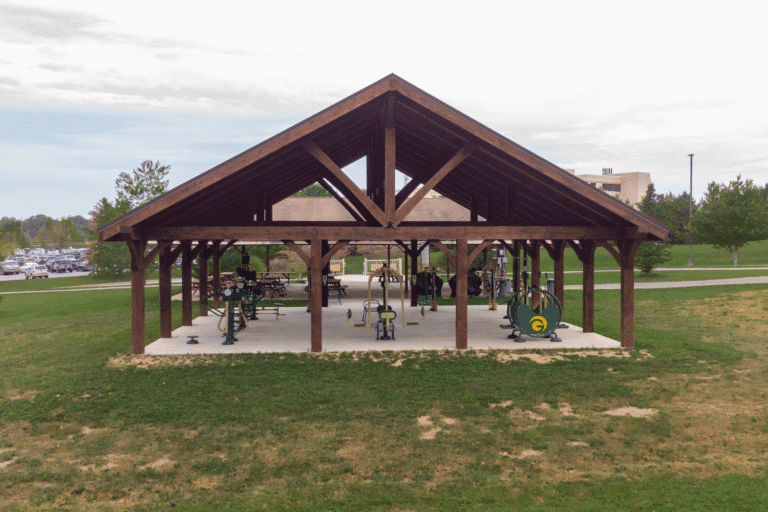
left=2, top=0, right=767, bottom=219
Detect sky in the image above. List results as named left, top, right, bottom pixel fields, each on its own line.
left=1, top=0, right=767, bottom=219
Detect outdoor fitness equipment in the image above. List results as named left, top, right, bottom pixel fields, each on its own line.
left=481, top=261, right=500, bottom=311
left=500, top=286, right=563, bottom=342
left=346, top=264, right=426, bottom=340
left=413, top=268, right=442, bottom=311
left=205, top=281, right=266, bottom=345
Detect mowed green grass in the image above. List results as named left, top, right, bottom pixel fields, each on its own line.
left=2, top=281, right=768, bottom=509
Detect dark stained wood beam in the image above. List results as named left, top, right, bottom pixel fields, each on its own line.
left=318, top=178, right=365, bottom=222
left=597, top=241, right=620, bottom=265
left=384, top=92, right=397, bottom=222
left=120, top=225, right=631, bottom=243
left=617, top=237, right=644, bottom=348
left=283, top=240, right=311, bottom=267
left=310, top=239, right=323, bottom=352
left=322, top=240, right=350, bottom=267
left=468, top=239, right=495, bottom=263
left=430, top=240, right=456, bottom=267
left=393, top=144, right=474, bottom=225
left=394, top=176, right=421, bottom=208
left=303, top=140, right=387, bottom=226
left=455, top=238, right=469, bottom=349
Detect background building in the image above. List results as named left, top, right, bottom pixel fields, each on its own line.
left=563, top=168, right=651, bottom=208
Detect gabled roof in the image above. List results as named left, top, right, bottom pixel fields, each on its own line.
left=99, top=74, right=668, bottom=242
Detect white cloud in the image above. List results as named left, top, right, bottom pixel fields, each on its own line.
left=1, top=0, right=767, bottom=218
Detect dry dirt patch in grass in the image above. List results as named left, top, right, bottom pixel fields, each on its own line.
left=6, top=389, right=39, bottom=401
left=107, top=348, right=651, bottom=370
left=603, top=407, right=658, bottom=418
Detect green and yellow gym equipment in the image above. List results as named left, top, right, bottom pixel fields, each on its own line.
left=346, top=264, right=426, bottom=340
left=205, top=281, right=266, bottom=345
left=500, top=285, right=563, bottom=342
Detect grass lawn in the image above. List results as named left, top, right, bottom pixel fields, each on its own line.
left=2, top=280, right=768, bottom=509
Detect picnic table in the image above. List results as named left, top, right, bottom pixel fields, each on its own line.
left=191, top=272, right=235, bottom=296
left=303, top=275, right=349, bottom=303
left=257, top=275, right=287, bottom=298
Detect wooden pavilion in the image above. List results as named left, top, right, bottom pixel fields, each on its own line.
left=98, top=74, right=668, bottom=356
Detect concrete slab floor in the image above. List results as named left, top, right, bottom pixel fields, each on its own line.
left=145, top=302, right=621, bottom=355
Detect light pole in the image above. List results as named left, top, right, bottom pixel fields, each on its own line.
left=688, top=154, right=694, bottom=266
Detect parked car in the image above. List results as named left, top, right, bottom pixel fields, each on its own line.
left=50, top=260, right=74, bottom=273
left=19, top=262, right=37, bottom=274
left=1, top=261, right=20, bottom=275
left=74, top=260, right=92, bottom=272
left=24, top=265, right=49, bottom=279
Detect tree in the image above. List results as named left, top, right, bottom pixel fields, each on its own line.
left=292, top=183, right=332, bottom=198
left=87, top=198, right=132, bottom=277
left=635, top=242, right=672, bottom=276
left=636, top=184, right=696, bottom=244
left=88, top=160, right=171, bottom=277
left=692, top=175, right=768, bottom=266
left=115, top=160, right=171, bottom=209
left=635, top=183, right=672, bottom=274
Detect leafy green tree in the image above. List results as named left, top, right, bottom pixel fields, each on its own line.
left=692, top=175, right=768, bottom=266
left=34, top=218, right=83, bottom=250
left=88, top=160, right=171, bottom=277
left=34, top=218, right=57, bottom=250
left=115, top=160, right=171, bottom=209
left=0, top=219, right=29, bottom=249
left=292, top=183, right=332, bottom=197
left=635, top=183, right=673, bottom=274
left=87, top=198, right=132, bottom=277
left=637, top=184, right=696, bottom=244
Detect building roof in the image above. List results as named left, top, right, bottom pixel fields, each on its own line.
left=99, top=74, right=668, bottom=243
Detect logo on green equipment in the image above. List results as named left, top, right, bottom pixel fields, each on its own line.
left=530, top=315, right=547, bottom=332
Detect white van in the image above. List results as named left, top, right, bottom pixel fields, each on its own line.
left=25, top=265, right=49, bottom=279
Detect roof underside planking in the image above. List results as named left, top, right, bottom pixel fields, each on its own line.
left=99, top=74, right=668, bottom=243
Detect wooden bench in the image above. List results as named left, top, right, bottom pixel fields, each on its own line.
left=251, top=302, right=284, bottom=320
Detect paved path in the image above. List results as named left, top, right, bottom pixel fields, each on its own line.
left=3, top=269, right=768, bottom=296
left=564, top=275, right=768, bottom=291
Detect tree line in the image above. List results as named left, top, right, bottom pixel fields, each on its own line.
left=636, top=176, right=768, bottom=272
left=0, top=216, right=87, bottom=260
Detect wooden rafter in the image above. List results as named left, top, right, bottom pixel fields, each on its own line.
left=393, top=144, right=475, bottom=226
left=302, top=140, right=387, bottom=226
left=318, top=178, right=365, bottom=222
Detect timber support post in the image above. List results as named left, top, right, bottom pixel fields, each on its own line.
left=618, top=238, right=643, bottom=348
left=159, top=242, right=173, bottom=338
left=570, top=240, right=596, bottom=333
left=211, top=240, right=222, bottom=308
left=310, top=238, right=323, bottom=352
left=455, top=239, right=468, bottom=349
left=126, top=239, right=164, bottom=356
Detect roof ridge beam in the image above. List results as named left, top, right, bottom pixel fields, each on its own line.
left=302, top=140, right=388, bottom=226
left=393, top=144, right=474, bottom=225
